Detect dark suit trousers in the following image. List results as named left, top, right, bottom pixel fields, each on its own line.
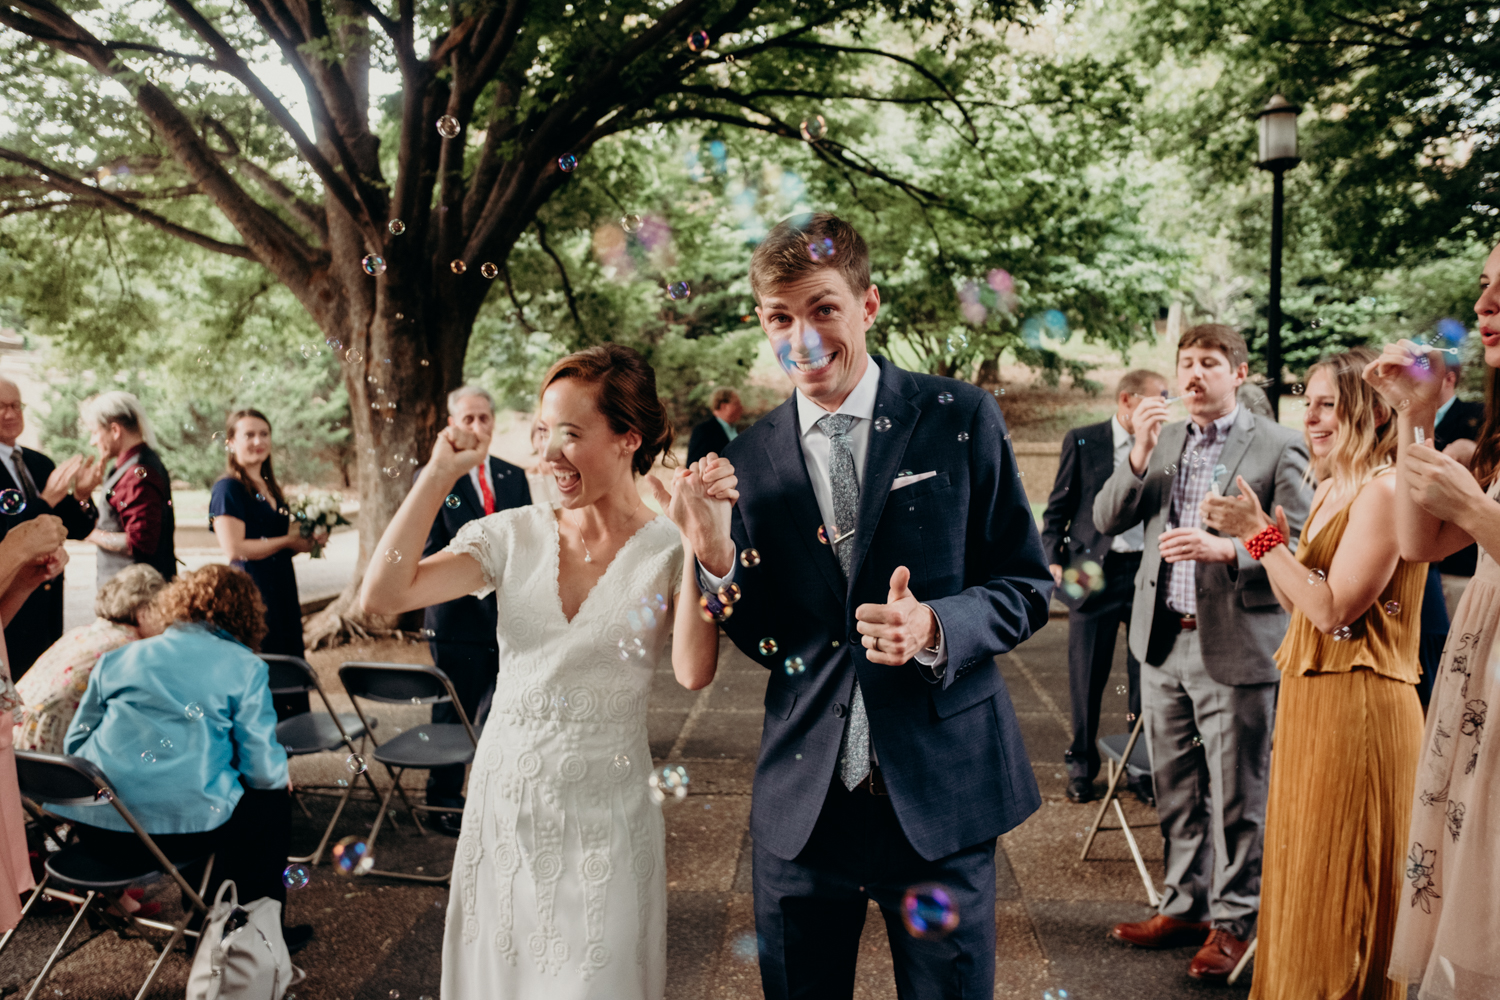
left=5, top=576, right=64, bottom=680
left=425, top=640, right=497, bottom=805
left=1065, top=551, right=1141, bottom=781
left=754, top=776, right=997, bottom=1000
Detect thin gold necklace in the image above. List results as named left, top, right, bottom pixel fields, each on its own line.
left=570, top=499, right=642, bottom=564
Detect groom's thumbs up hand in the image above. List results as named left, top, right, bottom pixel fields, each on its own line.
left=855, top=566, right=937, bottom=666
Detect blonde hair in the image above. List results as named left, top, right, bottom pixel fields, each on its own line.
left=94, top=564, right=165, bottom=625
left=80, top=391, right=157, bottom=449
left=1305, top=346, right=1396, bottom=492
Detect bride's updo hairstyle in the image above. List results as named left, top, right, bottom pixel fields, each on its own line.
left=539, top=344, right=675, bottom=476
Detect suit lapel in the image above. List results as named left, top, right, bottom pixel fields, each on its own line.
left=1215, top=408, right=1258, bottom=495
left=760, top=401, right=847, bottom=604
left=0, top=451, right=19, bottom=494
left=847, top=362, right=920, bottom=596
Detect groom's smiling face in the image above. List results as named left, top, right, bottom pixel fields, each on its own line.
left=757, top=270, right=881, bottom=412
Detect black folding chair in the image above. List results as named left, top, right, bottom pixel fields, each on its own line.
left=6, top=752, right=215, bottom=1000
left=337, top=661, right=480, bottom=884
left=261, top=653, right=384, bottom=865
left=1078, top=714, right=1160, bottom=906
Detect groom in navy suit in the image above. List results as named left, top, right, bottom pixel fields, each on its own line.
left=695, top=214, right=1051, bottom=998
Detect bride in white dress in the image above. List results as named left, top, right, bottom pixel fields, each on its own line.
left=361, top=345, right=738, bottom=999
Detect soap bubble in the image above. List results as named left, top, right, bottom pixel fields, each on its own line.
left=621, top=213, right=642, bottom=233
left=435, top=115, right=460, bottom=138
left=937, top=391, right=954, bottom=405
left=0, top=490, right=24, bottom=515
left=384, top=548, right=401, bottom=564
left=758, top=637, right=779, bottom=657
left=648, top=765, right=690, bottom=804
left=1021, top=316, right=1045, bottom=346
left=617, top=637, right=646, bottom=660
left=1043, top=309, right=1068, bottom=333
left=387, top=219, right=405, bottom=235
left=389, top=992, right=399, bottom=1000
left=608, top=753, right=631, bottom=779
left=557, top=154, right=578, bottom=173
left=1384, top=600, right=1402, bottom=615
left=687, top=28, right=710, bottom=51
left=332, top=836, right=374, bottom=876
left=800, top=114, right=827, bottom=142
left=1436, top=318, right=1468, bottom=344
left=874, top=416, right=892, bottom=432
left=159, top=737, right=173, bottom=750
left=1310, top=318, right=1322, bottom=329
left=957, top=432, right=970, bottom=442
left=1043, top=990, right=1071, bottom=1000
left=417, top=731, right=430, bottom=742
left=282, top=864, right=310, bottom=889
left=1291, top=383, right=1305, bottom=395
left=807, top=237, right=836, bottom=261
left=947, top=333, right=968, bottom=353
left=1116, top=685, right=1126, bottom=695
left=784, top=656, right=806, bottom=675
left=450, top=259, right=466, bottom=275
left=697, top=593, right=733, bottom=623
left=184, top=702, right=204, bottom=721
left=1309, top=569, right=1327, bottom=586
left=666, top=281, right=691, bottom=300
left=1190, top=734, right=1203, bottom=747
left=480, top=262, right=499, bottom=279
left=345, top=348, right=363, bottom=364
left=717, top=583, right=741, bottom=605
left=740, top=548, right=761, bottom=568
left=818, top=525, right=833, bottom=545
left=134, top=466, right=148, bottom=479
left=95, top=787, right=114, bottom=803
left=1332, top=625, right=1353, bottom=642
left=383, top=466, right=401, bottom=480
left=140, top=750, right=157, bottom=764
left=900, top=883, right=959, bottom=940
left=361, top=254, right=386, bottom=276
left=346, top=753, right=367, bottom=774
left=1163, top=464, right=1177, bottom=476
left=445, top=494, right=461, bottom=509
left=987, top=269, right=1014, bottom=294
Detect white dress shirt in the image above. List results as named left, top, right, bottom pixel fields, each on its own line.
left=0, top=440, right=31, bottom=496
left=701, top=358, right=945, bottom=670
left=1108, top=416, right=1146, bottom=554
left=467, top=463, right=490, bottom=508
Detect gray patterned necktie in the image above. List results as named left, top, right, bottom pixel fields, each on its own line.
left=819, top=414, right=871, bottom=790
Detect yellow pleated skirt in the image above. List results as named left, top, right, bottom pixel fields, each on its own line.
left=1251, top=668, right=1424, bottom=1000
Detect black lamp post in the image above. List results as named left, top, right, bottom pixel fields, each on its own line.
left=1255, top=94, right=1301, bottom=419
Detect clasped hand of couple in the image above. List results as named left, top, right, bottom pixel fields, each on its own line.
left=426, top=424, right=935, bottom=667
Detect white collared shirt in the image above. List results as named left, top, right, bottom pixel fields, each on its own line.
left=467, top=464, right=490, bottom=508
left=0, top=440, right=28, bottom=495
left=1109, top=416, right=1145, bottom=554
left=794, top=356, right=882, bottom=536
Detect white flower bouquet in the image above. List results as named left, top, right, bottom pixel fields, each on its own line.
left=287, top=489, right=350, bottom=558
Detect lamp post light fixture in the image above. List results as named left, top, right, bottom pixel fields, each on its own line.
left=1256, top=94, right=1302, bottom=419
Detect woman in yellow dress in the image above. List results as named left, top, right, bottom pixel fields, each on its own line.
left=1202, top=346, right=1425, bottom=1000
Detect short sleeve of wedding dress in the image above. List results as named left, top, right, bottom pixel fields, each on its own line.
left=443, top=508, right=522, bottom=599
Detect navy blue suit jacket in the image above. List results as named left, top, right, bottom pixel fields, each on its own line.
left=718, top=358, right=1050, bottom=862
left=421, top=455, right=530, bottom=645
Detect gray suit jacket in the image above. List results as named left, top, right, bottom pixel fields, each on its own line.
left=1092, top=407, right=1313, bottom=686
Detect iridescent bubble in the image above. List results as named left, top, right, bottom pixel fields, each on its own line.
left=758, top=637, right=779, bottom=657
left=389, top=992, right=399, bottom=999
left=1436, top=318, right=1468, bottom=344
left=445, top=494, right=461, bottom=509
left=1310, top=318, right=1322, bottom=329
left=1043, top=309, right=1068, bottom=333
left=184, top=702, right=204, bottom=721
left=621, top=213, right=642, bottom=233
left=937, top=391, right=954, bottom=405
left=159, top=737, right=173, bottom=750
left=717, top=583, right=741, bottom=605
left=417, top=731, right=430, bottom=742
left=1163, top=464, right=1177, bottom=476
left=1190, top=734, right=1203, bottom=747
left=1020, top=316, right=1045, bottom=346
left=383, top=548, right=401, bottom=565
left=783, top=656, right=805, bottom=676
left=325, top=337, right=342, bottom=352
left=336, top=778, right=348, bottom=788
left=873, top=416, right=892, bottom=432
left=140, top=750, right=156, bottom=764
left=817, top=524, right=832, bottom=545
left=648, top=764, right=690, bottom=804
left=480, top=262, right=499, bottom=279
left=666, top=281, right=691, bottom=300
left=0, top=490, right=25, bottom=515
left=383, top=466, right=401, bottom=480
left=558, top=154, right=578, bottom=173
left=435, top=115, right=460, bottom=139
left=1309, top=569, right=1327, bottom=586
left=900, top=883, right=960, bottom=940
left=282, top=863, right=310, bottom=889
left=1116, top=685, right=1126, bottom=695
left=987, top=268, right=1014, bottom=294
left=346, top=753, right=368, bottom=774
left=450, top=259, right=466, bottom=275
left=957, top=432, right=970, bottom=442
left=1384, top=600, right=1401, bottom=615
left=134, top=466, right=148, bottom=479
left=1332, top=625, right=1353, bottom=642
left=387, top=219, right=405, bottom=236
left=1291, top=383, right=1305, bottom=395
left=699, top=592, right=733, bottom=623
left=946, top=333, right=968, bottom=354
left=332, top=836, right=374, bottom=876
left=617, top=637, right=646, bottom=661
left=1043, top=990, right=1071, bottom=1000
left=361, top=253, right=386, bottom=276
left=95, top=787, right=114, bottom=803
left=740, top=548, right=761, bottom=568
left=800, top=114, right=827, bottom=142
left=807, top=237, right=836, bottom=262
left=686, top=28, right=710, bottom=52
left=608, top=753, right=631, bottom=779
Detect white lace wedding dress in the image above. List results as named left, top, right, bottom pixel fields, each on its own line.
left=439, top=504, right=681, bottom=999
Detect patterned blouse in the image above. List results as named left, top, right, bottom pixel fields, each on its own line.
left=12, top=619, right=141, bottom=753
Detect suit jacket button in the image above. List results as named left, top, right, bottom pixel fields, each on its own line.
left=833, top=704, right=847, bottom=718
left=848, top=630, right=861, bottom=645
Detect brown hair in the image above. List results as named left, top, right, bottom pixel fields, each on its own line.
left=540, top=344, right=674, bottom=476
left=1177, top=323, right=1249, bottom=369
left=151, top=564, right=268, bottom=650
left=1470, top=367, right=1500, bottom=488
left=1117, top=369, right=1167, bottom=398
left=710, top=387, right=739, bottom=410
left=1304, top=347, right=1396, bottom=492
left=223, top=409, right=286, bottom=511
left=94, top=564, right=166, bottom=625
left=749, top=213, right=871, bottom=302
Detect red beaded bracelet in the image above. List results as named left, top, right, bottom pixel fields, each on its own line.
left=1245, top=525, right=1285, bottom=560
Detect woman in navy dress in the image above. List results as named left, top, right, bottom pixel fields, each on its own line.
left=209, top=408, right=324, bottom=717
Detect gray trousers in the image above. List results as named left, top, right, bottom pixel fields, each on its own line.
left=1142, top=630, right=1276, bottom=940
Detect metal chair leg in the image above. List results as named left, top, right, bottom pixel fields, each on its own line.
left=133, top=918, right=190, bottom=1000
left=1081, top=714, right=1146, bottom=859
left=1113, top=796, right=1160, bottom=907
left=293, top=779, right=355, bottom=866
left=0, top=872, right=50, bottom=957
left=22, top=890, right=96, bottom=1000
left=1227, top=936, right=1257, bottom=984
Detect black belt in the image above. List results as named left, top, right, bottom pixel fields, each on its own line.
left=853, top=765, right=889, bottom=796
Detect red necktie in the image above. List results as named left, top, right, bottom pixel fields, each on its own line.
left=477, top=466, right=496, bottom=515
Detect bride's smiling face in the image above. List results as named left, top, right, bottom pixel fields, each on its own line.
left=537, top=377, right=641, bottom=508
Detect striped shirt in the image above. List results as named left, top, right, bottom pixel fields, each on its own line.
left=1166, top=408, right=1239, bottom=615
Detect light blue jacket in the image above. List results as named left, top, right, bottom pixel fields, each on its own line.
left=49, top=622, right=288, bottom=834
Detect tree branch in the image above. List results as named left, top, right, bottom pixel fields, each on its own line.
left=533, top=219, right=584, bottom=334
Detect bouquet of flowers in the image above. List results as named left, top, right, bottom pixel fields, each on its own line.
left=287, top=489, right=350, bottom=558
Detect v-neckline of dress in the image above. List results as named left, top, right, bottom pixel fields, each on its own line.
left=547, top=508, right=661, bottom=626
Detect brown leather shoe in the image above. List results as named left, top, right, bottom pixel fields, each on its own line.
left=1188, top=928, right=1250, bottom=980
left=1109, top=913, right=1213, bottom=949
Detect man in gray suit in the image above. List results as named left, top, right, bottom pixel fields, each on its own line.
left=1093, top=324, right=1312, bottom=981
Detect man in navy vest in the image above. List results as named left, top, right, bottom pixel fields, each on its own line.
left=693, top=214, right=1050, bottom=999
left=420, top=386, right=529, bottom=835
